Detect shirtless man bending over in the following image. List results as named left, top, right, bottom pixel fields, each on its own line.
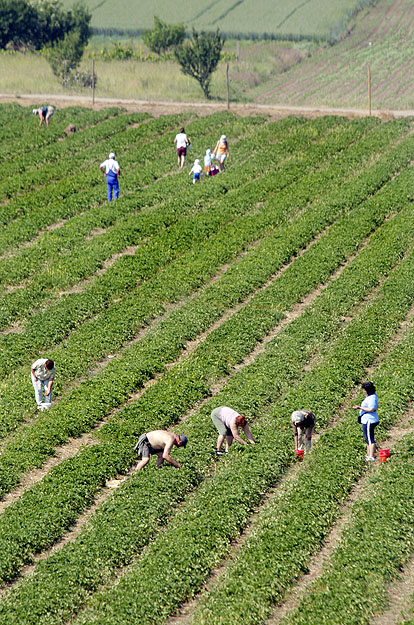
left=134, top=430, right=188, bottom=471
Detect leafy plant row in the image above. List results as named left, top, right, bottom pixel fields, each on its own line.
left=69, top=233, right=414, bottom=625
left=0, top=106, right=122, bottom=163
left=0, top=113, right=306, bottom=288
left=0, top=119, right=405, bottom=447
left=1, top=194, right=413, bottom=625
left=0, top=180, right=411, bottom=593
left=190, top=325, right=414, bottom=625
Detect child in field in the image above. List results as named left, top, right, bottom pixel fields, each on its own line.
left=204, top=148, right=212, bottom=176
left=189, top=158, right=203, bottom=184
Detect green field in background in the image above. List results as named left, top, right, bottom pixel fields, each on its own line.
left=60, top=0, right=370, bottom=39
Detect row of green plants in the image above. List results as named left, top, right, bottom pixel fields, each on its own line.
left=0, top=110, right=273, bottom=257
left=0, top=112, right=298, bottom=284
left=70, top=228, right=414, bottom=625
left=191, top=312, right=414, bottom=625
left=0, top=172, right=411, bottom=591
left=0, top=106, right=121, bottom=162
left=0, top=117, right=401, bottom=443
left=1, top=186, right=413, bottom=624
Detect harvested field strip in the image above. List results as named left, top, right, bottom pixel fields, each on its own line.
left=23, top=242, right=414, bottom=625
left=0, top=193, right=411, bottom=600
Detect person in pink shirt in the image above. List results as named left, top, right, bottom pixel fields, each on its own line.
left=210, top=405, right=255, bottom=455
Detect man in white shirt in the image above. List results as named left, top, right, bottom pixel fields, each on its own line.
left=174, top=127, right=189, bottom=170
left=100, top=152, right=121, bottom=202
left=210, top=406, right=255, bottom=455
left=31, top=358, right=56, bottom=409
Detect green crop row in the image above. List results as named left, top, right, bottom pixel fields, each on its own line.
left=191, top=326, right=414, bottom=625
left=276, top=434, right=414, bottom=625
left=0, top=118, right=404, bottom=449
left=70, top=238, right=414, bottom=625
left=2, top=199, right=413, bottom=625
left=0, top=177, right=411, bottom=593
left=0, top=106, right=122, bottom=163
left=0, top=113, right=304, bottom=288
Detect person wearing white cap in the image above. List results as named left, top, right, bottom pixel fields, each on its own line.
left=291, top=410, right=315, bottom=454
left=33, top=105, right=55, bottom=126
left=213, top=134, right=229, bottom=171
left=204, top=148, right=213, bottom=176
left=189, top=158, right=203, bottom=184
left=100, top=152, right=121, bottom=202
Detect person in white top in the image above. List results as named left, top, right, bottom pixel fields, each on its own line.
left=31, top=358, right=56, bottom=409
left=100, top=152, right=121, bottom=202
left=189, top=158, right=203, bottom=184
left=210, top=406, right=255, bottom=455
left=33, top=105, right=55, bottom=127
left=174, top=127, right=189, bottom=170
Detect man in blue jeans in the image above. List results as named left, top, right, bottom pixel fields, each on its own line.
left=100, top=152, right=121, bottom=201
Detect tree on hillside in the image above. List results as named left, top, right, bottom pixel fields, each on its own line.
left=142, top=16, right=185, bottom=55
left=174, top=28, right=224, bottom=99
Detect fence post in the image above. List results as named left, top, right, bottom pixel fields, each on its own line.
left=92, top=59, right=95, bottom=107
left=226, top=62, right=230, bottom=111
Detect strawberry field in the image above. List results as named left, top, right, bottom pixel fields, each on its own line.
left=1, top=103, right=414, bottom=625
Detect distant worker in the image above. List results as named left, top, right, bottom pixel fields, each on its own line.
left=204, top=148, right=212, bottom=176
left=174, top=127, right=190, bottom=170
left=134, top=430, right=188, bottom=471
left=353, top=381, right=379, bottom=462
left=212, top=134, right=229, bottom=172
left=291, top=410, right=315, bottom=454
left=210, top=406, right=255, bottom=455
left=100, top=152, right=121, bottom=202
left=31, top=358, right=56, bottom=410
left=189, top=158, right=203, bottom=184
left=33, top=105, right=55, bottom=127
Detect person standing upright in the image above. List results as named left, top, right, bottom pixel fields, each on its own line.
left=174, top=127, right=189, bottom=170
left=353, top=381, right=379, bottom=462
left=100, top=152, right=121, bottom=202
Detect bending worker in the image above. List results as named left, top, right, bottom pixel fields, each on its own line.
left=291, top=410, right=315, bottom=454
left=211, top=405, right=255, bottom=455
left=31, top=358, right=55, bottom=409
left=33, top=105, right=55, bottom=126
left=134, top=430, right=188, bottom=471
left=100, top=152, right=121, bottom=202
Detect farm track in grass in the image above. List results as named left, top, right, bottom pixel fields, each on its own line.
left=1, top=109, right=414, bottom=624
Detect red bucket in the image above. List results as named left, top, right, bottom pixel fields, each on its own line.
left=295, top=449, right=305, bottom=460
left=378, top=449, right=390, bottom=463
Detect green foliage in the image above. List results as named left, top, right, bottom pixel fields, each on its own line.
left=142, top=15, right=185, bottom=55
left=0, top=0, right=91, bottom=50
left=174, top=28, right=224, bottom=99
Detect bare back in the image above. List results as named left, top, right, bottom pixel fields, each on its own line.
left=146, top=430, right=176, bottom=451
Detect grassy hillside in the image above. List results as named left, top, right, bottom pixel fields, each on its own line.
left=255, top=0, right=414, bottom=109
left=61, top=0, right=371, bottom=40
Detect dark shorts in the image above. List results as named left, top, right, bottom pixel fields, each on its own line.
left=177, top=147, right=187, bottom=157
left=134, top=434, right=155, bottom=459
left=362, top=422, right=378, bottom=445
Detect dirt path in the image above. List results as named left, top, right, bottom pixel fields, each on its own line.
left=1, top=93, right=414, bottom=119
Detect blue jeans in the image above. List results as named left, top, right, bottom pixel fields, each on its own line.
left=31, top=373, right=52, bottom=406
left=107, top=177, right=119, bottom=201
